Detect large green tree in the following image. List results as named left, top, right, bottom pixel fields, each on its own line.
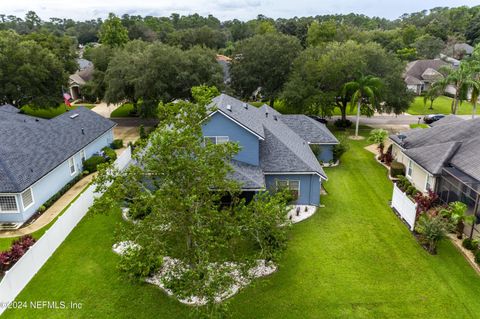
left=98, top=13, right=129, bottom=47
left=282, top=40, right=413, bottom=120
left=92, top=88, right=290, bottom=315
left=0, top=30, right=66, bottom=107
left=230, top=32, right=301, bottom=106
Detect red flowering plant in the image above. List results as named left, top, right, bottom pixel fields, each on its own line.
left=0, top=235, right=36, bottom=275
left=414, top=190, right=439, bottom=220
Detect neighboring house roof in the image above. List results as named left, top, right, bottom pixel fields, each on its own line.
left=429, top=115, right=463, bottom=127
left=0, top=106, right=116, bottom=193
left=404, top=59, right=448, bottom=84
left=421, top=68, right=443, bottom=82
left=390, top=117, right=480, bottom=181
left=403, top=141, right=461, bottom=175
left=280, top=115, right=339, bottom=144
left=0, top=104, right=20, bottom=113
left=454, top=43, right=474, bottom=55
left=404, top=75, right=423, bottom=85
left=69, top=64, right=94, bottom=86
left=77, top=58, right=93, bottom=70
left=209, top=94, right=329, bottom=182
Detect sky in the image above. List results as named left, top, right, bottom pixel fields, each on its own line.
left=2, top=0, right=480, bottom=21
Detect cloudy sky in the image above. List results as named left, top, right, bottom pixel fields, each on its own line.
left=2, top=0, right=480, bottom=21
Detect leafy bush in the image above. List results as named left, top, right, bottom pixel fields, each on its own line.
left=332, top=135, right=350, bottom=161
left=102, top=146, right=117, bottom=162
left=333, top=119, right=352, bottom=129
left=37, top=205, right=46, bottom=213
left=83, top=155, right=106, bottom=173
left=462, top=238, right=478, bottom=251
left=406, top=185, right=419, bottom=197
left=139, top=124, right=148, bottom=139
left=414, top=190, right=439, bottom=216
left=396, top=175, right=411, bottom=192
left=0, top=235, right=36, bottom=275
left=111, top=139, right=124, bottom=149
left=118, top=246, right=162, bottom=279
left=390, top=161, right=405, bottom=178
left=415, top=213, right=452, bottom=254
left=475, top=250, right=480, bottom=264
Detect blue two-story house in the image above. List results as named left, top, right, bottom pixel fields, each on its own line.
left=202, top=94, right=338, bottom=206
left=0, top=105, right=116, bottom=227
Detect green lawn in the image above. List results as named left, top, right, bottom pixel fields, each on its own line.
left=4, top=130, right=480, bottom=318
left=20, top=104, right=95, bottom=119
left=408, top=96, right=479, bottom=115
left=110, top=103, right=136, bottom=117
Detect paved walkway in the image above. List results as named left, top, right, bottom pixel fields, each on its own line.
left=0, top=174, right=95, bottom=238
left=91, top=102, right=120, bottom=118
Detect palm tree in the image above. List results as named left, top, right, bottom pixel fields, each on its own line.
left=367, top=129, right=389, bottom=160
left=423, top=85, right=442, bottom=110
left=469, top=79, right=480, bottom=119
left=434, top=63, right=476, bottom=114
left=342, top=75, right=383, bottom=138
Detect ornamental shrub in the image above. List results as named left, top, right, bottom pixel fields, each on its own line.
left=475, top=250, right=480, bottom=264
left=102, top=146, right=117, bottom=162
left=390, top=161, right=405, bottom=177
left=462, top=238, right=477, bottom=251
left=111, top=139, right=124, bottom=149
left=83, top=155, right=106, bottom=173
left=333, top=119, right=352, bottom=129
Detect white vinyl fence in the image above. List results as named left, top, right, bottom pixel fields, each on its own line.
left=391, top=183, right=417, bottom=231
left=0, top=147, right=132, bottom=315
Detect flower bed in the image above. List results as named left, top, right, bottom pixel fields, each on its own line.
left=0, top=235, right=36, bottom=276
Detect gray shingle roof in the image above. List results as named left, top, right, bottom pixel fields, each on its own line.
left=429, top=115, right=463, bottom=127
left=0, top=104, right=20, bottom=113
left=229, top=160, right=265, bottom=189
left=390, top=117, right=480, bottom=180
left=404, top=59, right=448, bottom=82
left=0, top=106, right=116, bottom=192
left=404, top=142, right=461, bottom=174
left=280, top=115, right=339, bottom=144
left=209, top=94, right=329, bottom=182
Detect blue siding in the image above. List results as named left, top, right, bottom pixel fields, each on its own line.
left=265, top=174, right=321, bottom=206
left=202, top=112, right=260, bottom=166
left=0, top=129, right=114, bottom=223
left=315, top=145, right=335, bottom=163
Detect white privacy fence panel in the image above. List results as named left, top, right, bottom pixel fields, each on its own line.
left=391, top=183, right=417, bottom=231
left=0, top=147, right=132, bottom=315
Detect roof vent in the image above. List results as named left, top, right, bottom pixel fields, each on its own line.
left=265, top=112, right=269, bottom=118
left=70, top=113, right=79, bottom=119
left=243, top=103, right=248, bottom=109
left=226, top=104, right=232, bottom=111
left=274, top=115, right=278, bottom=121
left=81, top=128, right=85, bottom=135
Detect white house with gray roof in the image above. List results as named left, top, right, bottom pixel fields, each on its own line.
left=389, top=116, right=480, bottom=235
left=202, top=94, right=338, bottom=205
left=0, top=105, right=116, bottom=227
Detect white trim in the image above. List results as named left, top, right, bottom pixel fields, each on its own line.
left=206, top=110, right=265, bottom=140
left=68, top=157, right=77, bottom=176
left=406, top=159, right=413, bottom=178
left=264, top=171, right=327, bottom=180
left=204, top=136, right=230, bottom=144
left=21, top=188, right=35, bottom=211
left=0, top=195, right=20, bottom=213
left=307, top=142, right=339, bottom=145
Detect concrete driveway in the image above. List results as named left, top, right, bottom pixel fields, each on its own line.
left=114, top=126, right=140, bottom=147
left=91, top=102, right=120, bottom=118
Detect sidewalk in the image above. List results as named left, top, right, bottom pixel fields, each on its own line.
left=0, top=174, right=95, bottom=238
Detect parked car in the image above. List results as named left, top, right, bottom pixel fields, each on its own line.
left=423, top=114, right=445, bottom=124
left=308, top=115, right=328, bottom=124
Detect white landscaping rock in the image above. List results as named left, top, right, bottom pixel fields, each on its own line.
left=287, top=205, right=317, bottom=223
left=146, top=258, right=277, bottom=306
left=112, top=241, right=140, bottom=255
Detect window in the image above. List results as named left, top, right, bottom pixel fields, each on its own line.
left=203, top=136, right=229, bottom=145
left=0, top=196, right=18, bottom=212
left=68, top=157, right=76, bottom=175
left=80, top=149, right=86, bottom=163
left=425, top=174, right=433, bottom=191
left=21, top=188, right=34, bottom=209
left=275, top=180, right=300, bottom=200
left=407, top=160, right=413, bottom=177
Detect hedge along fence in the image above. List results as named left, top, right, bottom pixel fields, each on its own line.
left=0, top=147, right=132, bottom=315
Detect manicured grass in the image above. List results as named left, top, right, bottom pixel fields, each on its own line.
left=20, top=104, right=95, bottom=119
left=4, top=130, right=480, bottom=318
left=409, top=123, right=429, bottom=129
left=408, top=96, right=479, bottom=115
left=110, top=103, right=136, bottom=118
